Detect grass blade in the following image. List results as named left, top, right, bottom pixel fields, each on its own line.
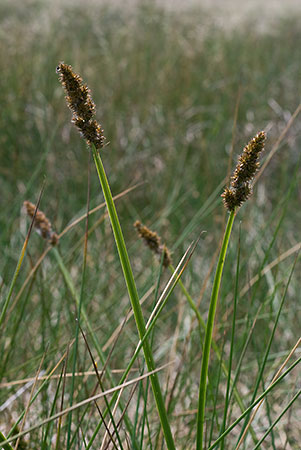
left=252, top=389, right=301, bottom=450
left=207, top=355, right=301, bottom=450
left=92, top=145, right=176, bottom=449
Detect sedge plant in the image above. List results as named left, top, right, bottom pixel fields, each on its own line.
left=56, top=62, right=176, bottom=450
left=1, top=59, right=298, bottom=449
left=133, top=177, right=263, bottom=447
left=56, top=62, right=268, bottom=449
left=196, top=131, right=266, bottom=449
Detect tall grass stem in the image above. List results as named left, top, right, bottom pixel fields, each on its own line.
left=220, top=225, right=241, bottom=449
left=196, top=210, right=235, bottom=450
left=91, top=145, right=176, bottom=450
left=0, top=432, right=13, bottom=450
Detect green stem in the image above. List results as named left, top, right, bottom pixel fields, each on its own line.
left=92, top=145, right=175, bottom=450
left=0, top=431, right=13, bottom=450
left=173, top=262, right=258, bottom=443
left=220, top=226, right=241, bottom=449
left=207, top=356, right=301, bottom=450
left=170, top=266, right=203, bottom=329
left=196, top=210, right=235, bottom=450
left=0, top=184, right=45, bottom=329
left=0, top=241, right=27, bottom=328
left=87, top=244, right=189, bottom=448
left=66, top=217, right=89, bottom=448
left=252, top=389, right=301, bottom=450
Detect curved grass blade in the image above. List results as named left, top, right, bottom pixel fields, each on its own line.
left=252, top=389, right=301, bottom=450
left=207, top=356, right=301, bottom=450
left=92, top=144, right=176, bottom=450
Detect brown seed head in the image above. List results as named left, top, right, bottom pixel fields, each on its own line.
left=222, top=131, right=266, bottom=212
left=134, top=220, right=172, bottom=268
left=57, top=62, right=105, bottom=149
left=134, top=220, right=161, bottom=252
left=160, top=244, right=172, bottom=268
left=24, top=201, right=59, bottom=246
left=56, top=63, right=95, bottom=121
left=231, top=131, right=265, bottom=187
left=72, top=117, right=105, bottom=149
left=221, top=187, right=237, bottom=212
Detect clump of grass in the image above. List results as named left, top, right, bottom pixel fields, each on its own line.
left=1, top=5, right=300, bottom=448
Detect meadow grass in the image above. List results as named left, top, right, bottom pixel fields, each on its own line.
left=0, top=1, right=301, bottom=448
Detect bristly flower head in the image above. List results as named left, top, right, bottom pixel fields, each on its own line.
left=24, top=201, right=59, bottom=246
left=134, top=220, right=172, bottom=268
left=57, top=62, right=105, bottom=149
left=222, top=131, right=266, bottom=212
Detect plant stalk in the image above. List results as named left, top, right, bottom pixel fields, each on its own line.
left=92, top=145, right=176, bottom=450
left=196, top=210, right=235, bottom=450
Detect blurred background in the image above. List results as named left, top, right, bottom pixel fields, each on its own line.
left=1, top=0, right=300, bottom=285
left=1, top=0, right=300, bottom=447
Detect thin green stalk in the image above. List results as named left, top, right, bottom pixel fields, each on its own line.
left=66, top=250, right=88, bottom=447
left=227, top=302, right=264, bottom=410
left=140, top=377, right=152, bottom=449
left=208, top=336, right=226, bottom=448
left=42, top=369, right=63, bottom=448
left=169, top=265, right=203, bottom=330
left=207, top=356, right=301, bottom=450
left=258, top=372, right=277, bottom=450
left=132, top=372, right=144, bottom=445
left=146, top=255, right=165, bottom=450
left=0, top=183, right=45, bottom=329
left=66, top=153, right=91, bottom=448
left=0, top=236, right=28, bottom=330
left=79, top=327, right=123, bottom=450
left=91, top=145, right=175, bottom=450
left=86, top=242, right=192, bottom=448
left=0, top=276, right=35, bottom=380
left=235, top=254, right=298, bottom=447
left=220, top=226, right=241, bottom=449
left=196, top=210, right=235, bottom=450
left=169, top=247, right=258, bottom=444
left=252, top=389, right=301, bottom=450
left=0, top=431, right=13, bottom=450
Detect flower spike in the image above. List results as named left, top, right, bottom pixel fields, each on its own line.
left=134, top=220, right=172, bottom=268
left=222, top=131, right=266, bottom=211
left=24, top=201, right=59, bottom=246
left=57, top=62, right=105, bottom=149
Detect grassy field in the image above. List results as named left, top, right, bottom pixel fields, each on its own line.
left=0, top=1, right=300, bottom=448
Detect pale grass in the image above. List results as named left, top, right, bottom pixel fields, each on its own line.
left=0, top=363, right=173, bottom=447
left=236, top=337, right=301, bottom=448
